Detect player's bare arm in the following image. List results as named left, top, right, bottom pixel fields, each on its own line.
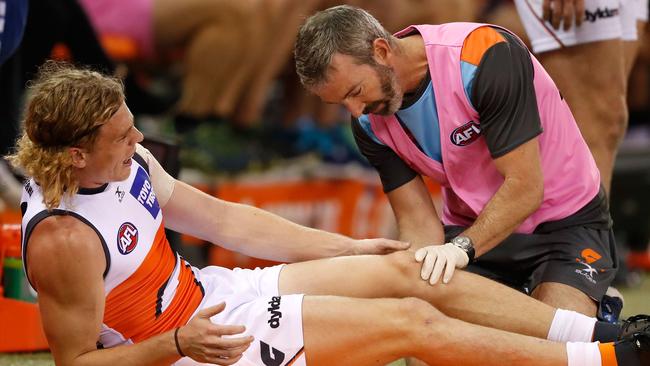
left=386, top=175, right=445, bottom=250
left=27, top=215, right=181, bottom=366
left=162, top=180, right=409, bottom=262
left=27, top=215, right=252, bottom=366
left=543, top=0, right=585, bottom=30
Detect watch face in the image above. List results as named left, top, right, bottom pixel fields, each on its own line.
left=453, top=236, right=472, bottom=249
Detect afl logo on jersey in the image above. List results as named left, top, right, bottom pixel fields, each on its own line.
left=451, top=121, right=481, bottom=146
left=117, top=222, right=139, bottom=255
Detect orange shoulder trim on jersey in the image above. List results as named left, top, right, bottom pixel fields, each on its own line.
left=461, top=26, right=506, bottom=66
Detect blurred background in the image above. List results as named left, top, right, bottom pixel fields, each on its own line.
left=0, top=0, right=649, bottom=363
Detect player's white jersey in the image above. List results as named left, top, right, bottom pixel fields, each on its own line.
left=21, top=152, right=204, bottom=348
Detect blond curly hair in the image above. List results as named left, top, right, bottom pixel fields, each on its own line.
left=6, top=61, right=124, bottom=210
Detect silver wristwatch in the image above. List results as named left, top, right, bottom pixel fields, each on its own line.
left=451, top=236, right=476, bottom=263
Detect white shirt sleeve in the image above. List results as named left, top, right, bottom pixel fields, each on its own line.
left=135, top=143, right=176, bottom=208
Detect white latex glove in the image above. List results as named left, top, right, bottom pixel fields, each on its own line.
left=414, top=243, right=469, bottom=285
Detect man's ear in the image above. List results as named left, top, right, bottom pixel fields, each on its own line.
left=69, top=147, right=87, bottom=168
left=372, top=38, right=393, bottom=66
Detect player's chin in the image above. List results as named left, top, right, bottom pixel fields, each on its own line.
left=115, top=166, right=131, bottom=181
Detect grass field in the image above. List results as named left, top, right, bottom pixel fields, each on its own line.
left=2, top=274, right=648, bottom=366
left=0, top=352, right=52, bottom=366
left=620, top=274, right=650, bottom=316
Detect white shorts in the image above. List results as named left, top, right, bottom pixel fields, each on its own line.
left=514, top=0, right=649, bottom=53
left=636, top=0, right=650, bottom=21
left=174, top=265, right=306, bottom=366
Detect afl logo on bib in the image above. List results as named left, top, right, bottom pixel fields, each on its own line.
left=117, top=222, right=139, bottom=255
left=451, top=121, right=481, bottom=146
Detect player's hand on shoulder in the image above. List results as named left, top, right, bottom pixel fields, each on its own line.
left=414, top=243, right=469, bottom=285
left=176, top=302, right=253, bottom=365
left=352, top=238, right=410, bottom=255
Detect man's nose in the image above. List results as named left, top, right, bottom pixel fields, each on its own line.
left=133, top=127, right=144, bottom=144
left=343, top=99, right=365, bottom=118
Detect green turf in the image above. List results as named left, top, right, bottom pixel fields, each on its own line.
left=620, top=272, right=650, bottom=316
left=0, top=352, right=52, bottom=366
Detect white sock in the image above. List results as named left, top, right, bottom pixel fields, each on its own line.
left=566, top=342, right=602, bottom=366
left=548, top=309, right=598, bottom=342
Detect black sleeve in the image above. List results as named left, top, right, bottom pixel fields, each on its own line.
left=471, top=30, right=543, bottom=158
left=63, top=0, right=116, bottom=72
left=351, top=117, right=417, bottom=193
left=19, top=0, right=116, bottom=81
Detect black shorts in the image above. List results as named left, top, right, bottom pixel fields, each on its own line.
left=444, top=224, right=619, bottom=302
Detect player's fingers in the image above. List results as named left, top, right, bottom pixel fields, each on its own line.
left=226, top=343, right=251, bottom=356
left=212, top=325, right=248, bottom=337
left=563, top=1, right=574, bottom=31
left=209, top=342, right=251, bottom=358
left=207, top=353, right=243, bottom=366
left=214, top=335, right=254, bottom=348
left=429, top=255, right=445, bottom=285
left=198, top=302, right=226, bottom=318
left=542, top=0, right=552, bottom=22
left=551, top=0, right=563, bottom=29
left=574, top=0, right=585, bottom=26
left=383, top=239, right=411, bottom=252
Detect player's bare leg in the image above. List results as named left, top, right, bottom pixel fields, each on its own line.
left=531, top=282, right=597, bottom=317
left=301, top=296, right=567, bottom=366
left=623, top=21, right=647, bottom=78
left=280, top=251, right=555, bottom=339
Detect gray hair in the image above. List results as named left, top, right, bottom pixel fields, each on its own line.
left=294, top=5, right=395, bottom=88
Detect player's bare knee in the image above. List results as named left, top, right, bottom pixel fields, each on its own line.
left=599, top=99, right=628, bottom=150
left=582, top=94, right=628, bottom=151
left=399, top=297, right=443, bottom=321
left=394, top=298, right=448, bottom=345
left=384, top=251, right=419, bottom=281
left=610, top=101, right=629, bottom=146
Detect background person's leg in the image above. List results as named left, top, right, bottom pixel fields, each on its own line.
left=623, top=21, right=647, bottom=78
left=232, top=0, right=321, bottom=126
left=153, top=0, right=260, bottom=119
left=619, top=19, right=650, bottom=274
left=512, top=0, right=629, bottom=195
left=538, top=40, right=627, bottom=195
